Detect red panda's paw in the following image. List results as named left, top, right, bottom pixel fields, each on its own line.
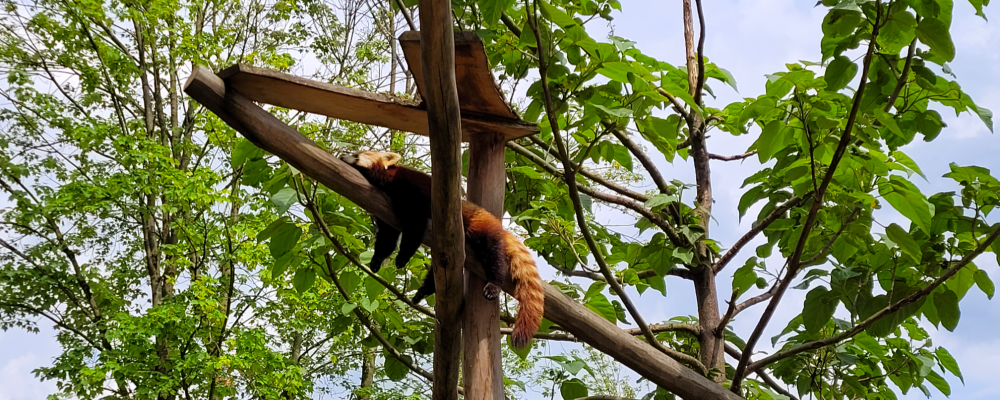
left=483, top=282, right=502, bottom=300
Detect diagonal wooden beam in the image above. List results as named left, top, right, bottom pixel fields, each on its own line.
left=218, top=64, right=538, bottom=142
left=183, top=66, right=745, bottom=400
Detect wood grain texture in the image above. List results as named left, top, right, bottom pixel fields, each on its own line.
left=183, top=66, right=745, bottom=400
left=463, top=133, right=506, bottom=400
left=398, top=31, right=516, bottom=119
left=219, top=64, right=536, bottom=141
left=416, top=9, right=466, bottom=400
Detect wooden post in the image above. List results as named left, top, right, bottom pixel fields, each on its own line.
left=463, top=133, right=506, bottom=399
left=184, top=66, right=747, bottom=400
left=416, top=3, right=465, bottom=400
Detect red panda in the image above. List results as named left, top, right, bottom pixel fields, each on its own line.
left=340, top=150, right=544, bottom=349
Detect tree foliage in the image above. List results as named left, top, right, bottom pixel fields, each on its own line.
left=1, top=0, right=998, bottom=399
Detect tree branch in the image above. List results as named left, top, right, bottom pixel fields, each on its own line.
left=321, top=254, right=439, bottom=384
left=507, top=141, right=687, bottom=248
left=748, top=225, right=1000, bottom=374
left=713, top=195, right=806, bottom=274
left=709, top=151, right=757, bottom=161
left=692, top=0, right=707, bottom=106
left=510, top=141, right=650, bottom=202
left=608, top=125, right=673, bottom=195
left=884, top=38, right=917, bottom=113
left=302, top=193, right=435, bottom=319
left=502, top=322, right=701, bottom=342
left=731, top=6, right=883, bottom=390
left=724, top=344, right=798, bottom=400
left=526, top=5, right=706, bottom=374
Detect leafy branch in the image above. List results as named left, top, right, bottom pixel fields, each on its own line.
left=731, top=3, right=884, bottom=390
left=525, top=0, right=707, bottom=374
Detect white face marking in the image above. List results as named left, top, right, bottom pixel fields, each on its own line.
left=354, top=153, right=374, bottom=168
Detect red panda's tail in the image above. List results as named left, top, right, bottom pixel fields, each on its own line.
left=504, top=231, right=544, bottom=349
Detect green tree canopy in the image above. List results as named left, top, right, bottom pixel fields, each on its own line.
left=1, top=0, right=997, bottom=399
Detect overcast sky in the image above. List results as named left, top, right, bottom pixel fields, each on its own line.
left=2, top=1, right=998, bottom=399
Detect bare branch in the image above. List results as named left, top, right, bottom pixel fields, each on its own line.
left=692, top=0, right=707, bottom=106
left=709, top=151, right=757, bottom=161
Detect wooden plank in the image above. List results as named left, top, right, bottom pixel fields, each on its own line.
left=183, top=66, right=746, bottom=400
left=417, top=2, right=466, bottom=400
left=463, top=133, right=506, bottom=400
left=218, top=64, right=537, bottom=141
left=399, top=31, right=517, bottom=120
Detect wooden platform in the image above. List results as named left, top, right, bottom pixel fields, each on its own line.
left=218, top=59, right=536, bottom=141
left=398, top=31, right=517, bottom=120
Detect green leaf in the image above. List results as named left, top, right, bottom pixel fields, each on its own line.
left=824, top=55, right=858, bottom=91
left=269, top=223, right=302, bottom=258
left=597, top=62, right=634, bottom=83
left=974, top=105, right=994, bottom=133
left=886, top=223, right=922, bottom=264
left=916, top=18, right=956, bottom=62
left=879, top=10, right=918, bottom=54
left=293, top=268, right=316, bottom=293
left=755, top=120, right=785, bottom=161
left=384, top=353, right=411, bottom=381
left=673, top=247, right=694, bottom=264
left=803, top=286, right=839, bottom=334
left=593, top=103, right=632, bottom=118
left=584, top=293, right=617, bottom=323
left=974, top=269, right=994, bottom=299
left=270, top=188, right=298, bottom=215
left=926, top=370, right=951, bottom=396
left=232, top=138, right=264, bottom=167
left=341, top=303, right=357, bottom=315
left=365, top=275, right=386, bottom=299
left=539, top=1, right=578, bottom=28
left=580, top=192, right=593, bottom=213
left=341, top=271, right=362, bottom=295
left=733, top=258, right=758, bottom=297
left=257, top=217, right=290, bottom=243
left=644, top=194, right=677, bottom=210
left=560, top=378, right=588, bottom=400
left=933, top=290, right=960, bottom=331
left=935, top=347, right=964, bottom=383
left=478, top=0, right=514, bottom=26
left=891, top=150, right=927, bottom=180
left=878, top=176, right=934, bottom=233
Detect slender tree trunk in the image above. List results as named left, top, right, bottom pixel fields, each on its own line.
left=358, top=349, right=376, bottom=400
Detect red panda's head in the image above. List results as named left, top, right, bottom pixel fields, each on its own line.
left=341, top=151, right=401, bottom=187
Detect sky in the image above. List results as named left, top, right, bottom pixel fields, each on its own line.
left=2, top=0, right=999, bottom=399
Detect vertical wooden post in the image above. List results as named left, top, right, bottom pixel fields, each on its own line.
left=463, top=133, right=506, bottom=399
left=416, top=4, right=465, bottom=400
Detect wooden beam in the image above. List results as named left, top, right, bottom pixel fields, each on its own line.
left=398, top=31, right=517, bottom=119
left=416, top=4, right=466, bottom=400
left=219, top=64, right=538, bottom=142
left=183, top=66, right=746, bottom=400
left=463, top=133, right=506, bottom=400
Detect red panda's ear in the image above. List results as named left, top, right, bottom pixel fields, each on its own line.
left=383, top=152, right=401, bottom=166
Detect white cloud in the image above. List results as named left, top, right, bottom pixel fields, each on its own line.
left=0, top=352, right=57, bottom=400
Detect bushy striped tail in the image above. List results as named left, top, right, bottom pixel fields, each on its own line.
left=504, top=231, right=544, bottom=349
